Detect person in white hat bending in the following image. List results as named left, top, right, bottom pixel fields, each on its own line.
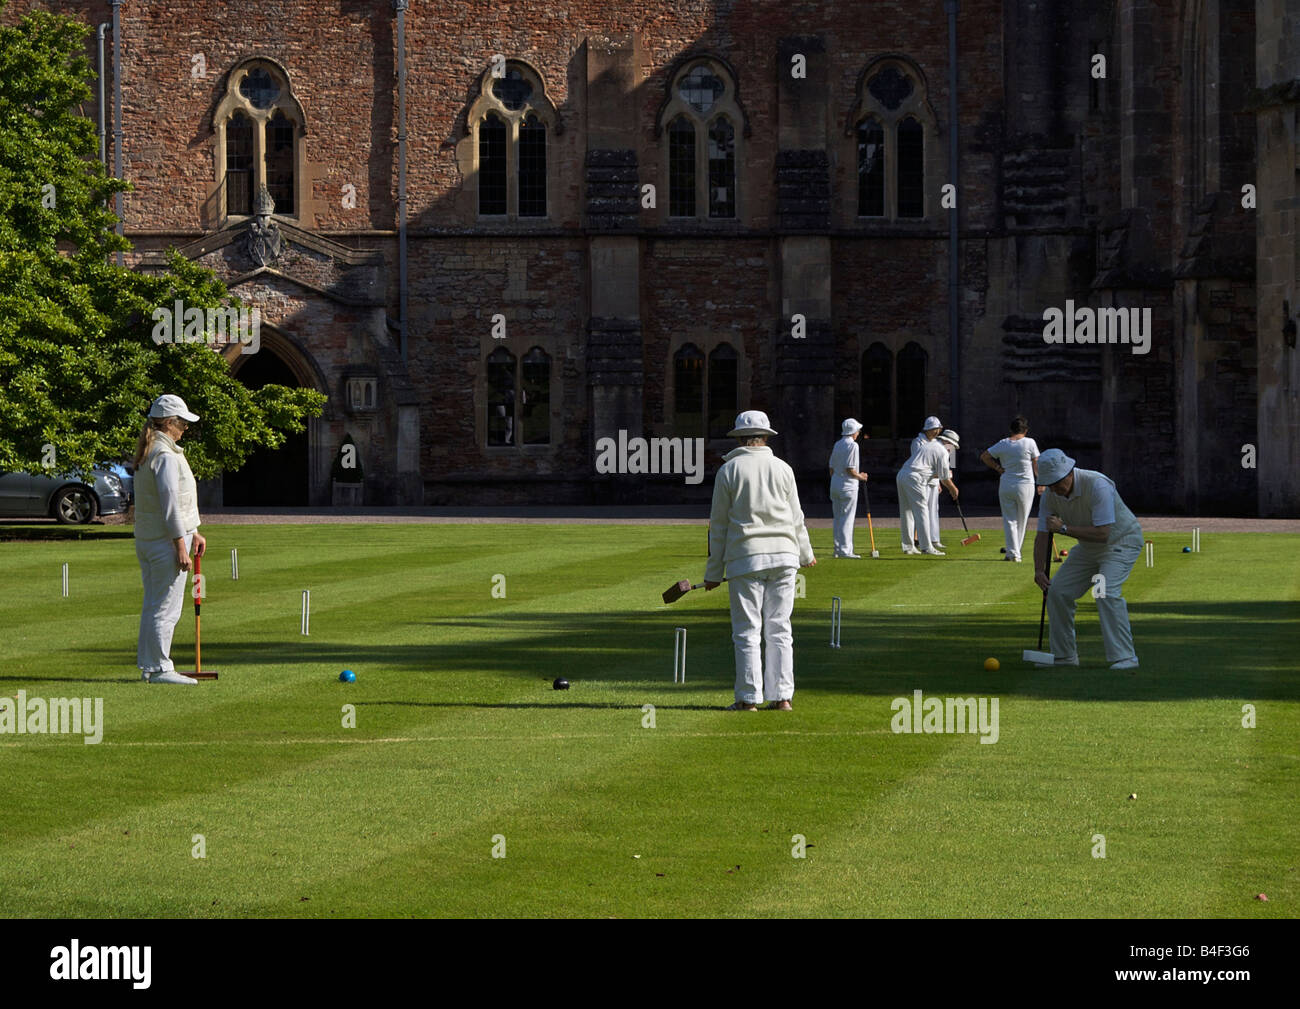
left=932, top=429, right=961, bottom=547
left=1031, top=449, right=1142, bottom=670
left=132, top=394, right=207, bottom=684
left=827, top=418, right=868, bottom=558
left=705, top=411, right=817, bottom=711
left=980, top=415, right=1040, bottom=562
left=908, top=417, right=944, bottom=550
left=896, top=426, right=958, bottom=555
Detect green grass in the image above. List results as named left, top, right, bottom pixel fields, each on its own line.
left=0, top=523, right=1296, bottom=918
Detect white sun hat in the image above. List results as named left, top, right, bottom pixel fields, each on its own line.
left=1037, top=448, right=1076, bottom=485
left=923, top=415, right=942, bottom=432
left=841, top=418, right=863, bottom=436
left=727, top=410, right=778, bottom=437
left=148, top=394, right=199, bottom=423
left=938, top=428, right=960, bottom=448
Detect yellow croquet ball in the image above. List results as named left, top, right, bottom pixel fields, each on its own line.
left=983, top=657, right=1000, bottom=671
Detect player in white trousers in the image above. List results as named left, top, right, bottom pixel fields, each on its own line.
left=908, top=417, right=943, bottom=550
left=828, top=418, right=868, bottom=557
left=133, top=395, right=207, bottom=684
left=706, top=411, right=816, bottom=710
left=981, top=415, right=1041, bottom=562
left=931, top=429, right=960, bottom=545
left=896, top=432, right=959, bottom=554
left=1031, top=449, right=1142, bottom=669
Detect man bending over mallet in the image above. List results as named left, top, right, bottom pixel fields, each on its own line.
left=1032, top=448, right=1142, bottom=670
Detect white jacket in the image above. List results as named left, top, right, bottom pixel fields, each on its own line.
left=706, top=445, right=814, bottom=582
left=133, top=432, right=201, bottom=541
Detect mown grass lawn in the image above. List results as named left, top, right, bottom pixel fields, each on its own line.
left=0, top=523, right=1295, bottom=917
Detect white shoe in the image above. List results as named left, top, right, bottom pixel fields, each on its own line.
left=845, top=553, right=862, bottom=559
left=141, top=670, right=152, bottom=682
left=901, top=546, right=920, bottom=555
left=1110, top=657, right=1140, bottom=670
left=932, top=542, right=948, bottom=550
left=923, top=549, right=946, bottom=556
left=150, top=670, right=198, bottom=685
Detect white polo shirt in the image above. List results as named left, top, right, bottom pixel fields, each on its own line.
left=899, top=439, right=951, bottom=484
left=828, top=436, right=859, bottom=494
left=1037, top=468, right=1141, bottom=541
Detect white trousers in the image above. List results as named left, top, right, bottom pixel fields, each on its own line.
left=999, top=481, right=1035, bottom=560
left=728, top=566, right=797, bottom=704
left=896, top=473, right=933, bottom=550
left=830, top=485, right=858, bottom=555
left=1047, top=528, right=1143, bottom=662
left=927, top=481, right=941, bottom=543
left=136, top=533, right=191, bottom=674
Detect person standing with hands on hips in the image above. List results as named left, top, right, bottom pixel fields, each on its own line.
left=132, top=395, right=207, bottom=684
left=705, top=411, right=817, bottom=711
left=828, top=417, right=868, bottom=558
left=981, top=415, right=1041, bottom=562
left=1031, top=449, right=1142, bottom=670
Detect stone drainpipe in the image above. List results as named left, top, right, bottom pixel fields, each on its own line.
left=97, top=23, right=108, bottom=168
left=394, top=0, right=409, bottom=363
left=944, top=0, right=960, bottom=431
left=111, top=0, right=124, bottom=266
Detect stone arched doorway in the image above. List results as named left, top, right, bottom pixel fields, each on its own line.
left=221, top=325, right=325, bottom=507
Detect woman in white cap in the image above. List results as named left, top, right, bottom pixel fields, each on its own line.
left=908, top=417, right=943, bottom=550
left=705, top=411, right=817, bottom=711
left=980, top=415, right=1040, bottom=562
left=828, top=418, right=868, bottom=558
left=132, top=394, right=206, bottom=684
left=896, top=426, right=958, bottom=555
left=1031, top=449, right=1142, bottom=670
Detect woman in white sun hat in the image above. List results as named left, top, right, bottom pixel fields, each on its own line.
left=132, top=394, right=207, bottom=685
left=931, top=429, right=961, bottom=548
left=897, top=422, right=958, bottom=555
left=705, top=411, right=816, bottom=711
left=980, top=415, right=1040, bottom=562
left=828, top=417, right=868, bottom=558
left=908, top=416, right=943, bottom=550
left=1031, top=448, right=1142, bottom=670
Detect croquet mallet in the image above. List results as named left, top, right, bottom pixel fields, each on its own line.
left=955, top=500, right=981, bottom=546
left=863, top=481, right=879, bottom=557
left=1023, top=532, right=1054, bottom=665
left=179, top=550, right=219, bottom=680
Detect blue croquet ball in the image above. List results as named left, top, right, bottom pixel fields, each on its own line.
left=1183, top=546, right=1192, bottom=553
left=553, top=677, right=569, bottom=690
left=339, top=669, right=356, bottom=683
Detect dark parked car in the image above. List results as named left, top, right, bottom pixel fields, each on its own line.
left=0, top=465, right=131, bottom=524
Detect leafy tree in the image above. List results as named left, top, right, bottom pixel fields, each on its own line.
left=0, top=2, right=325, bottom=478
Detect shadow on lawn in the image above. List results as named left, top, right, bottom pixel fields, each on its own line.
left=61, top=598, right=1295, bottom=703
left=363, top=700, right=727, bottom=711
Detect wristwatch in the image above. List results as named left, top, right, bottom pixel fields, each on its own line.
left=1061, top=523, right=1069, bottom=535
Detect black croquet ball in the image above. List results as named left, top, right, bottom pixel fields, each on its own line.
left=553, top=678, right=570, bottom=690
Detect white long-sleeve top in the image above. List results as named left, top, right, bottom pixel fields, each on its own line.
left=133, top=432, right=201, bottom=541
left=827, top=436, right=859, bottom=494
left=706, top=445, right=814, bottom=582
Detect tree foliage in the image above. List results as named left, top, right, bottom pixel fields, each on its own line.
left=0, top=3, right=325, bottom=478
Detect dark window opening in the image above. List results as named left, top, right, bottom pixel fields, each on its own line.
left=239, top=68, right=280, bottom=110
left=669, top=117, right=696, bottom=218
left=520, top=346, right=551, bottom=445
left=226, top=111, right=254, bottom=215
left=861, top=343, right=893, bottom=438
left=674, top=343, right=705, bottom=438
left=707, top=343, right=738, bottom=440
left=518, top=114, right=547, bottom=217
left=487, top=347, right=516, bottom=446
left=267, top=110, right=295, bottom=214
left=857, top=119, right=885, bottom=217
left=679, top=66, right=725, bottom=114
left=897, top=117, right=924, bottom=218
left=479, top=114, right=507, bottom=215
left=493, top=68, right=533, bottom=111
left=707, top=117, right=735, bottom=218
left=896, top=341, right=928, bottom=433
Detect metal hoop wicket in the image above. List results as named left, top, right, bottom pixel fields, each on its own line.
left=1145, top=542, right=1154, bottom=568
left=1192, top=527, right=1201, bottom=552
left=301, top=589, right=311, bottom=635
left=830, top=596, right=842, bottom=649
left=231, top=548, right=239, bottom=579
left=673, top=627, right=687, bottom=682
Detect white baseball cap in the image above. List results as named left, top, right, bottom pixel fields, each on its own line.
left=841, top=418, right=863, bottom=436
left=727, top=410, right=778, bottom=437
left=148, top=394, right=199, bottom=423
left=1037, top=448, right=1076, bottom=485
left=923, top=416, right=942, bottom=432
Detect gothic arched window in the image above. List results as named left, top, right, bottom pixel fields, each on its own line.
left=658, top=59, right=747, bottom=222
left=849, top=60, right=933, bottom=222
left=470, top=62, right=556, bottom=220
left=214, top=60, right=305, bottom=221
left=897, top=342, right=928, bottom=433
left=861, top=342, right=893, bottom=437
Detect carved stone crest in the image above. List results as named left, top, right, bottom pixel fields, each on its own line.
left=244, top=185, right=283, bottom=267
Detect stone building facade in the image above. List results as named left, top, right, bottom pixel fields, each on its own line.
left=8, top=0, right=1296, bottom=514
